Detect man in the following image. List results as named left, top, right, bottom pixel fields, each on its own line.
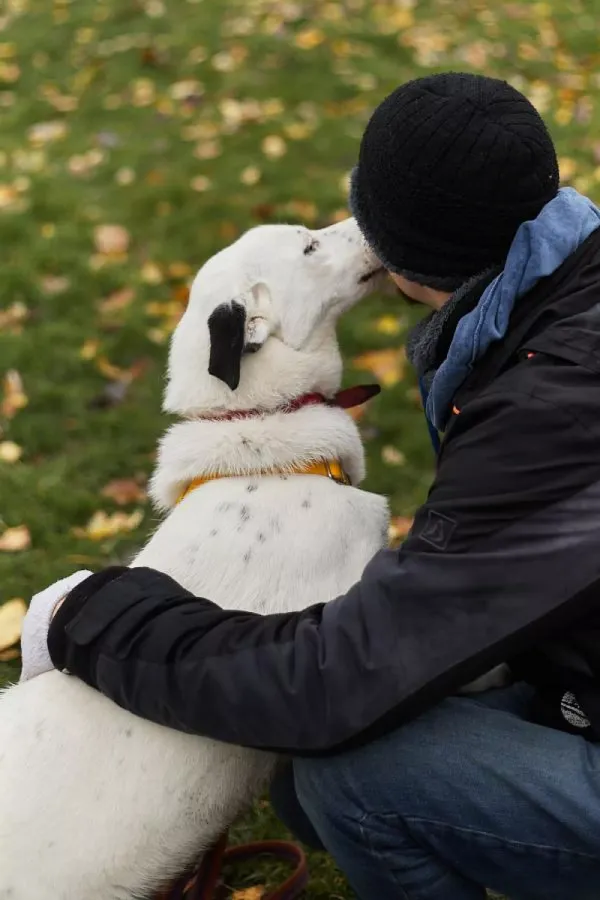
left=22, top=73, right=600, bottom=899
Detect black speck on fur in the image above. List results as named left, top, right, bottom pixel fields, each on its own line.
left=246, top=484, right=258, bottom=493
left=243, top=550, right=252, bottom=564
left=257, top=532, right=266, bottom=543
left=240, top=505, right=251, bottom=522
left=209, top=528, right=218, bottom=537
left=302, top=498, right=312, bottom=509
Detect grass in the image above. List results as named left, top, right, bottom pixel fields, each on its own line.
left=1, top=0, right=599, bottom=895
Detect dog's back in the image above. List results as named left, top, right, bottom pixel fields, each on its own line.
left=0, top=462, right=387, bottom=900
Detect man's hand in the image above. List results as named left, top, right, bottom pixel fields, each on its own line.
left=19, top=571, right=93, bottom=683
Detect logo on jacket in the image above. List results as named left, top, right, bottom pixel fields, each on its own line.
left=418, top=510, right=457, bottom=550
left=560, top=691, right=591, bottom=730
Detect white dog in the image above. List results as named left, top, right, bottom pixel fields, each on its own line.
left=0, top=217, right=390, bottom=900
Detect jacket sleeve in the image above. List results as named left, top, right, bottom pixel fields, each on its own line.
left=48, top=357, right=600, bottom=755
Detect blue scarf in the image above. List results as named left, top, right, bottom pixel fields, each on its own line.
left=424, top=188, right=600, bottom=437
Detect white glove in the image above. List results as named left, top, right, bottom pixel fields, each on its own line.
left=19, top=571, right=93, bottom=683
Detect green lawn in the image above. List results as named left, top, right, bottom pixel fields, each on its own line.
left=1, top=0, right=598, bottom=895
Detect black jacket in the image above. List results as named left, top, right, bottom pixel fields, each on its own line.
left=49, top=229, right=600, bottom=755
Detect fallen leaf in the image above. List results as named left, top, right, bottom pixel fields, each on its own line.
left=0, top=647, right=20, bottom=661
left=231, top=887, right=266, bottom=900
left=0, top=301, right=28, bottom=333
left=98, top=287, right=136, bottom=317
left=80, top=339, right=100, bottom=360
left=73, top=510, right=144, bottom=541
left=0, top=525, right=31, bottom=552
left=375, top=315, right=402, bottom=336
left=0, top=598, right=26, bottom=650
left=353, top=348, right=405, bottom=388
left=101, top=478, right=147, bottom=505
left=27, top=120, right=68, bottom=144
left=294, top=27, right=325, bottom=50
left=191, top=175, right=212, bottom=192
left=140, top=261, right=163, bottom=284
left=40, top=274, right=71, bottom=295
left=240, top=166, right=261, bottom=185
left=1, top=369, right=28, bottom=418
left=388, top=517, right=414, bottom=547
left=382, top=445, right=406, bottom=466
left=0, top=440, right=22, bottom=462
left=93, top=224, right=130, bottom=256
left=261, top=135, right=287, bottom=159
left=96, top=356, right=148, bottom=383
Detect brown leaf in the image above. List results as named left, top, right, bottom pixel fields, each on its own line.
left=0, top=647, right=20, bottom=661
left=93, top=224, right=130, bottom=256
left=0, top=525, right=31, bottom=552
left=101, top=478, right=147, bottom=505
left=98, top=287, right=135, bottom=316
left=0, top=598, right=27, bottom=650
left=96, top=356, right=149, bottom=384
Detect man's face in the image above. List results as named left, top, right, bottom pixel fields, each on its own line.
left=388, top=271, right=451, bottom=311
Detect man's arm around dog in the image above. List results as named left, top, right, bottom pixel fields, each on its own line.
left=47, top=355, right=600, bottom=754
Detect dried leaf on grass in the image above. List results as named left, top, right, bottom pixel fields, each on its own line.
left=0, top=598, right=27, bottom=650
left=0, top=525, right=31, bottom=552
left=352, top=348, right=405, bottom=388
left=1, top=369, right=28, bottom=418
left=0, top=441, right=22, bottom=463
left=73, top=510, right=143, bottom=541
left=101, top=478, right=147, bottom=505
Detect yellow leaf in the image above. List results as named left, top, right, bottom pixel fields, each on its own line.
left=0, top=598, right=27, bottom=650
left=80, top=339, right=100, bottom=360
left=559, top=156, right=577, bottom=182
left=27, top=120, right=67, bottom=144
left=240, top=166, right=261, bottom=186
left=295, top=27, right=325, bottom=50
left=73, top=510, right=144, bottom=541
left=93, top=224, right=130, bottom=256
left=0, top=301, right=28, bottom=333
left=1, top=369, right=28, bottom=418
left=353, top=348, right=405, bottom=388
left=231, top=887, right=266, bottom=900
left=140, top=261, right=164, bottom=284
left=0, top=525, right=31, bottom=552
left=375, top=315, right=402, bottom=336
left=0, top=441, right=22, bottom=463
left=0, top=646, right=20, bottom=661
left=261, top=135, right=287, bottom=159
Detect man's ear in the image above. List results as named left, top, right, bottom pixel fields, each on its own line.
left=207, top=285, right=273, bottom=390
left=207, top=301, right=246, bottom=390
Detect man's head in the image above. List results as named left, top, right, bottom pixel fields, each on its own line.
left=351, top=72, right=560, bottom=301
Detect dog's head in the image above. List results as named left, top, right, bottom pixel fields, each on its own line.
left=164, top=217, right=382, bottom=415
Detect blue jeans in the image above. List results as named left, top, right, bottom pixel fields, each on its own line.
left=270, top=684, right=600, bottom=899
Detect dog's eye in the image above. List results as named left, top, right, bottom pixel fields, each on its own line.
left=303, top=239, right=320, bottom=256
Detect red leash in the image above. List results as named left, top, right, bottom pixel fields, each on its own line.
left=157, top=833, right=309, bottom=900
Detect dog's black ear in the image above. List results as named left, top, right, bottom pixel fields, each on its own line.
left=207, top=301, right=246, bottom=390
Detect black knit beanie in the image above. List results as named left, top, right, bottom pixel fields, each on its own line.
left=350, top=73, right=560, bottom=290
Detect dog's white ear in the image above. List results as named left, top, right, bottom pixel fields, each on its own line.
left=207, top=284, right=273, bottom=391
